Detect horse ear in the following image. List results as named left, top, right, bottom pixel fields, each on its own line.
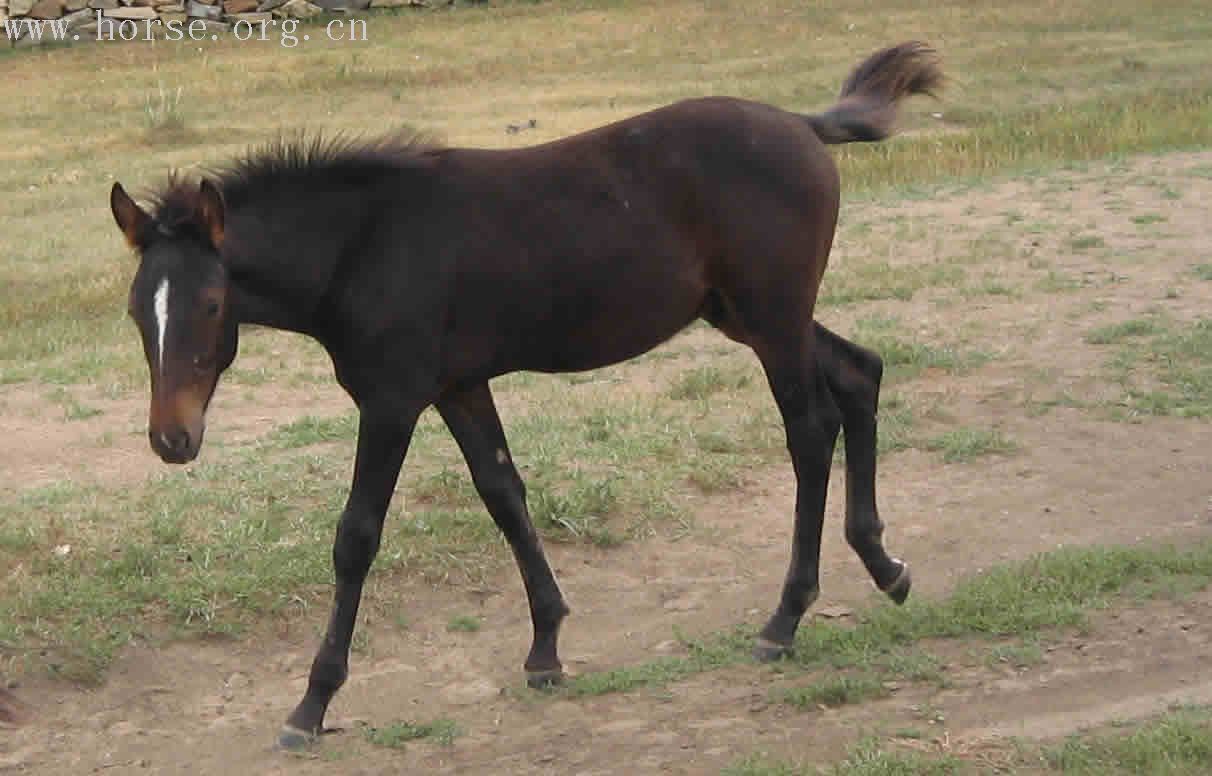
left=110, top=182, right=150, bottom=251
left=197, top=179, right=226, bottom=250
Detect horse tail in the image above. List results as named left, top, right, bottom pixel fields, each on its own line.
left=804, top=41, right=943, bottom=145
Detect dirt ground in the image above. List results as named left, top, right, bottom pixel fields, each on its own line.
left=2, top=153, right=1211, bottom=774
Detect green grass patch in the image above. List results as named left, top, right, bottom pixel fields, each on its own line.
left=668, top=365, right=753, bottom=400
left=851, top=316, right=990, bottom=381
left=722, top=754, right=802, bottom=776
left=362, top=717, right=461, bottom=749
left=1039, top=707, right=1212, bottom=774
left=1035, top=270, right=1084, bottom=293
left=1103, top=318, right=1212, bottom=418
left=446, top=614, right=482, bottom=633
left=1069, top=235, right=1107, bottom=251
left=529, top=474, right=621, bottom=547
left=820, top=263, right=966, bottom=306
left=986, top=639, right=1045, bottom=670
left=1192, top=264, right=1212, bottom=281
left=778, top=673, right=888, bottom=709
left=562, top=626, right=751, bottom=697
left=726, top=738, right=962, bottom=776
left=1085, top=319, right=1163, bottom=345
left=262, top=413, right=358, bottom=449
left=924, top=428, right=1017, bottom=463
left=829, top=738, right=961, bottom=776
left=772, top=648, right=945, bottom=711
left=1131, top=213, right=1168, bottom=225
left=879, top=403, right=918, bottom=456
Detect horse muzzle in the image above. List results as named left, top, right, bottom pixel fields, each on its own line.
left=148, top=422, right=204, bottom=464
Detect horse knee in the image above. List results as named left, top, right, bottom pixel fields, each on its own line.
left=784, top=403, right=841, bottom=468
left=332, top=507, right=383, bottom=582
left=473, top=465, right=526, bottom=513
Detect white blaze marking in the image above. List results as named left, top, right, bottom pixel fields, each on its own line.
left=153, top=278, right=170, bottom=375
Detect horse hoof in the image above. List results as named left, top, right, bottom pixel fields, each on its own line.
left=883, top=559, right=911, bottom=605
left=752, top=637, right=793, bottom=663
left=275, top=725, right=316, bottom=752
left=526, top=669, right=565, bottom=689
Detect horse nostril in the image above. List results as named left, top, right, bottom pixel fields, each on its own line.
left=171, top=430, right=191, bottom=454
left=153, top=429, right=191, bottom=457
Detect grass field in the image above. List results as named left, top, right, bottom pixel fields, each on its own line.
left=1, top=0, right=1211, bottom=773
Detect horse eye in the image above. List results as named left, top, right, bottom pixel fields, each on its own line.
left=205, top=301, right=221, bottom=318
left=193, top=355, right=211, bottom=371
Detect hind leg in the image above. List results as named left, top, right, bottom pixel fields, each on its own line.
left=749, top=327, right=843, bottom=660
left=815, top=322, right=910, bottom=603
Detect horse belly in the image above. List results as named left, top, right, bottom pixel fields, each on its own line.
left=529, top=254, right=706, bottom=373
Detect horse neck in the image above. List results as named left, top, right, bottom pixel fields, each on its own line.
left=222, top=196, right=357, bottom=340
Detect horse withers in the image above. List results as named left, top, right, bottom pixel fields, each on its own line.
left=109, top=41, right=942, bottom=748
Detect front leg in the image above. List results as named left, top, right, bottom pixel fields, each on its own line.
left=279, top=402, right=421, bottom=750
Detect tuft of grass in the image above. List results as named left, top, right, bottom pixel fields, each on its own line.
left=723, top=754, right=802, bottom=776
left=529, top=475, right=621, bottom=547
left=1085, top=319, right=1163, bottom=345
left=45, top=387, right=102, bottom=421
left=446, top=614, right=482, bottom=633
left=668, top=366, right=752, bottom=400
left=879, top=649, right=946, bottom=685
left=1035, top=270, right=1083, bottom=293
left=142, top=81, right=187, bottom=134
left=820, top=263, right=966, bottom=306
left=562, top=626, right=750, bottom=697
left=362, top=718, right=461, bottom=749
left=1130, top=213, right=1167, bottom=225
left=412, top=467, right=479, bottom=507
left=773, top=649, right=944, bottom=711
left=1068, top=234, right=1106, bottom=251
left=870, top=395, right=918, bottom=458
left=778, top=673, right=888, bottom=709
left=851, top=316, right=989, bottom=381
left=1192, top=264, right=1212, bottom=281
left=924, top=428, right=1016, bottom=463
left=726, top=739, right=961, bottom=776
left=987, top=639, right=1045, bottom=670
left=687, top=460, right=744, bottom=493
left=264, top=414, right=358, bottom=449
left=829, top=738, right=961, bottom=775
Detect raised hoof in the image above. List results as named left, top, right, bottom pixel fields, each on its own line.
left=882, top=559, right=912, bottom=605
left=752, top=637, right=793, bottom=663
left=275, top=724, right=317, bottom=752
left=526, top=669, right=566, bottom=689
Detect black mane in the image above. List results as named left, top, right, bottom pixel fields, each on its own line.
left=144, top=129, right=440, bottom=238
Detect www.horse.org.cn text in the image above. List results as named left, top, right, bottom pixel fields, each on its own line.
left=3, top=14, right=369, bottom=48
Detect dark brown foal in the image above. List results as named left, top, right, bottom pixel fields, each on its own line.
left=108, top=41, right=941, bottom=748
